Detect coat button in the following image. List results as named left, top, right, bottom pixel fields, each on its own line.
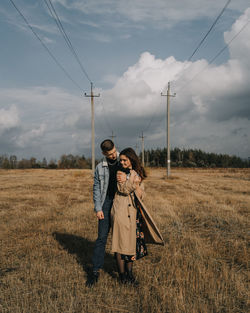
left=128, top=204, right=131, bottom=207
left=128, top=215, right=130, bottom=218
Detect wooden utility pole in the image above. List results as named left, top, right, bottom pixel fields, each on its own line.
left=161, top=82, right=176, bottom=178
left=135, top=143, right=139, bottom=156
left=85, top=82, right=100, bottom=176
left=146, top=150, right=149, bottom=167
left=139, top=132, right=145, bottom=167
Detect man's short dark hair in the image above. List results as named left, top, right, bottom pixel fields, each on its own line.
left=100, top=139, right=114, bottom=152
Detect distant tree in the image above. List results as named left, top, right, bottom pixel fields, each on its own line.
left=30, top=157, right=37, bottom=168
left=58, top=154, right=70, bottom=169
left=58, top=154, right=91, bottom=169
left=77, top=156, right=91, bottom=169
left=9, top=155, right=17, bottom=169
left=41, top=157, right=48, bottom=168
left=18, top=159, right=31, bottom=169
left=2, top=157, right=11, bottom=169
left=188, top=150, right=195, bottom=162
left=48, top=159, right=57, bottom=169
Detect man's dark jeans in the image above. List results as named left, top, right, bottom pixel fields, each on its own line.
left=92, top=196, right=113, bottom=272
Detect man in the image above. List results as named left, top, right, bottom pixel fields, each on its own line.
left=86, top=139, right=125, bottom=287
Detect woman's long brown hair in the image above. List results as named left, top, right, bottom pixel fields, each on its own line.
left=119, top=147, right=147, bottom=181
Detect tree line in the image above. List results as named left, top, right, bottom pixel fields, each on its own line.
left=0, top=148, right=249, bottom=169
left=141, top=148, right=250, bottom=168
left=0, top=154, right=91, bottom=169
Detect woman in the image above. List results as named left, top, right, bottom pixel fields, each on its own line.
left=111, top=148, right=164, bottom=285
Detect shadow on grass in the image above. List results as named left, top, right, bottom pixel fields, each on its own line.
left=0, top=267, right=18, bottom=278
left=52, top=232, right=116, bottom=281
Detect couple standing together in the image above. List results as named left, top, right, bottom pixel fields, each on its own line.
left=87, top=139, right=164, bottom=287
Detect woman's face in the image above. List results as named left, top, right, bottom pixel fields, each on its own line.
left=120, top=155, right=132, bottom=169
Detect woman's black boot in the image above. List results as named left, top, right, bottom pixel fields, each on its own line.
left=119, top=272, right=127, bottom=284
left=127, top=270, right=139, bottom=286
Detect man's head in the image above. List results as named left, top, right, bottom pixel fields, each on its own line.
left=100, top=139, right=117, bottom=161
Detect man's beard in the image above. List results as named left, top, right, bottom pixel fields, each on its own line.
left=107, top=158, right=117, bottom=164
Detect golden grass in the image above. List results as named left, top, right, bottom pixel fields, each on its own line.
left=0, top=168, right=249, bottom=313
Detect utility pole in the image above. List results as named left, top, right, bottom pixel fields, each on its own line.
left=85, top=82, right=100, bottom=176
left=161, top=82, right=176, bottom=178
left=146, top=150, right=149, bottom=167
left=135, top=143, right=139, bottom=156
left=139, top=132, right=145, bottom=167
left=109, top=131, right=116, bottom=143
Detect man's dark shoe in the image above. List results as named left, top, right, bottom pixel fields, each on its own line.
left=86, top=271, right=99, bottom=287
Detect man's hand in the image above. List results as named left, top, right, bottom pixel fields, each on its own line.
left=96, top=211, right=104, bottom=220
left=117, top=171, right=127, bottom=183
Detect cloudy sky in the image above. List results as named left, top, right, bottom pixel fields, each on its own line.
left=1, top=0, right=250, bottom=161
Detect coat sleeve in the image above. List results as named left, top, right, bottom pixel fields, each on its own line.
left=134, top=182, right=146, bottom=200
left=93, top=165, right=102, bottom=212
left=117, top=175, right=137, bottom=195
left=139, top=182, right=146, bottom=200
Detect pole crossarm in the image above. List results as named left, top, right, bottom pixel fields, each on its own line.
left=84, top=84, right=100, bottom=98
left=160, top=92, right=176, bottom=98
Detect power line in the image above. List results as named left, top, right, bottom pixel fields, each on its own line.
left=43, top=0, right=92, bottom=84
left=172, top=0, right=232, bottom=93
left=142, top=109, right=158, bottom=134
left=177, top=18, right=250, bottom=92
left=208, top=20, right=250, bottom=65
left=187, top=0, right=231, bottom=61
left=97, top=98, right=114, bottom=133
left=140, top=1, right=231, bottom=140
left=8, top=0, right=82, bottom=91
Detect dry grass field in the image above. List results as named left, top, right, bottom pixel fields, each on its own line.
left=0, top=168, right=249, bottom=313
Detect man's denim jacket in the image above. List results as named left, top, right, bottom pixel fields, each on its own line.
left=93, top=154, right=119, bottom=212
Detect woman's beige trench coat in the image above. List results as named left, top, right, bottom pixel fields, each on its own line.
left=111, top=174, right=164, bottom=256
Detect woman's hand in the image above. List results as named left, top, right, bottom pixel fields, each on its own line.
left=117, top=171, right=127, bottom=183
left=130, top=170, right=136, bottom=179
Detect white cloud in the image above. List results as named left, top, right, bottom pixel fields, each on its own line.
left=1, top=2, right=58, bottom=37
left=94, top=8, right=250, bottom=157
left=0, top=87, right=91, bottom=158
left=0, top=105, right=20, bottom=134
left=92, top=32, right=112, bottom=43
left=53, top=0, right=250, bottom=28
left=102, top=74, right=120, bottom=85
left=120, top=34, right=131, bottom=40
left=224, top=8, right=250, bottom=66
left=16, top=123, right=46, bottom=148
left=29, top=23, right=58, bottom=35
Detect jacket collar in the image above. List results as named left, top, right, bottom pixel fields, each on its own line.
left=102, top=151, right=120, bottom=167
